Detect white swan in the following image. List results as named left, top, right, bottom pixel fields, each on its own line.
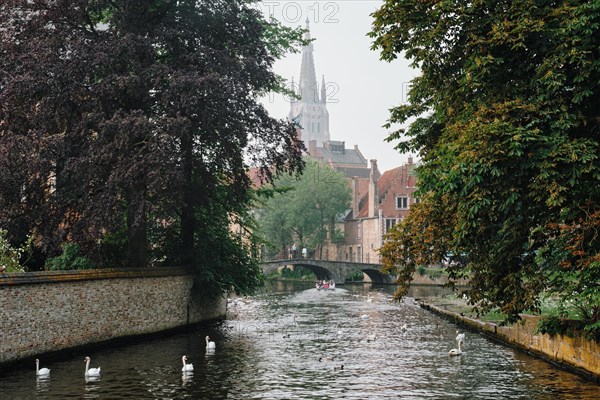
left=35, top=359, right=50, bottom=376
left=205, top=335, right=216, bottom=350
left=360, top=314, right=369, bottom=320
left=448, top=332, right=465, bottom=356
left=84, top=356, right=101, bottom=376
left=181, top=355, right=193, bottom=372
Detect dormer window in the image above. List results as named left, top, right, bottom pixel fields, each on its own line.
left=396, top=196, right=409, bottom=210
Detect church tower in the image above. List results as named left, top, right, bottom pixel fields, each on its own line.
left=289, top=19, right=330, bottom=148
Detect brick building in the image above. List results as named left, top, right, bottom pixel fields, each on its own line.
left=341, top=156, right=418, bottom=263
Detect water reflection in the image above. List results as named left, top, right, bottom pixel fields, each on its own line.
left=35, top=374, right=51, bottom=393
left=0, top=283, right=598, bottom=399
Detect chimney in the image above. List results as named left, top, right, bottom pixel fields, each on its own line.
left=408, top=155, right=413, bottom=165
left=308, top=139, right=317, bottom=156
left=352, top=176, right=360, bottom=219
left=368, top=160, right=379, bottom=218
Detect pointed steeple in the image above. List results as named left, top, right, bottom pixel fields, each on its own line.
left=288, top=20, right=330, bottom=148
left=298, top=19, right=318, bottom=103
left=321, top=75, right=327, bottom=104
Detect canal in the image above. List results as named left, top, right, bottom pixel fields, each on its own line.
left=1, top=282, right=598, bottom=399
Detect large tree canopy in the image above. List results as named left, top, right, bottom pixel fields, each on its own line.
left=371, top=1, right=600, bottom=329
left=0, top=0, right=305, bottom=295
left=256, top=159, right=351, bottom=258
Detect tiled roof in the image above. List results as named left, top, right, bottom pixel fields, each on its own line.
left=355, top=163, right=418, bottom=219
left=312, top=146, right=367, bottom=167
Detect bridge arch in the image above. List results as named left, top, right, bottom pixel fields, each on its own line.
left=260, top=259, right=394, bottom=284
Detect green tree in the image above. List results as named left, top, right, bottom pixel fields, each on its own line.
left=257, top=159, right=351, bottom=258
left=45, top=243, right=94, bottom=271
left=0, top=0, right=305, bottom=294
left=371, top=1, right=600, bottom=331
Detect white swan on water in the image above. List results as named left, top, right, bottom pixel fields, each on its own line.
left=84, top=356, right=101, bottom=376
left=206, top=335, right=216, bottom=350
left=448, top=332, right=465, bottom=356
left=181, top=355, right=194, bottom=372
left=35, top=359, right=50, bottom=376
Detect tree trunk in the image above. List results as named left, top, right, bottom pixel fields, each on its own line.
left=126, top=188, right=148, bottom=268
left=180, top=132, right=195, bottom=265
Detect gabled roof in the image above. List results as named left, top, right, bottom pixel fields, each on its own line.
left=355, top=163, right=418, bottom=219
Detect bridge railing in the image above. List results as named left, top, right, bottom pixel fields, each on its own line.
left=259, top=252, right=382, bottom=265
left=260, top=252, right=350, bottom=263
left=259, top=245, right=383, bottom=264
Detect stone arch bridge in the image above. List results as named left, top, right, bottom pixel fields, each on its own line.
left=260, top=259, right=395, bottom=284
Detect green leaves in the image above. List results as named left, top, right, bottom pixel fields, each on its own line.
left=256, top=159, right=351, bottom=257
left=0, top=229, right=33, bottom=273
left=45, top=243, right=95, bottom=271
left=371, top=0, right=600, bottom=330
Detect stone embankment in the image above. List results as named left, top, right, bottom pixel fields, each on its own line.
left=419, top=300, right=599, bottom=381
left=0, top=267, right=226, bottom=367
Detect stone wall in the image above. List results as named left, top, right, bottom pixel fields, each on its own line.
left=0, top=268, right=226, bottom=365
left=420, top=302, right=600, bottom=380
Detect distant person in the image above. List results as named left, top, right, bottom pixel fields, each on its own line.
left=292, top=242, right=297, bottom=258
left=302, top=247, right=307, bottom=258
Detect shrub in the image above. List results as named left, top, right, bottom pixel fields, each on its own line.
left=45, top=243, right=94, bottom=270
left=0, top=229, right=33, bottom=273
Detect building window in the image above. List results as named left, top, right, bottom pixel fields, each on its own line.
left=396, top=196, right=409, bottom=210
left=385, top=218, right=397, bottom=234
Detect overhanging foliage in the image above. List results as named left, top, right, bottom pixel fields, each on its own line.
left=372, top=0, right=600, bottom=331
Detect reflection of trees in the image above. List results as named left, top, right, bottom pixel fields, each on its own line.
left=511, top=350, right=599, bottom=396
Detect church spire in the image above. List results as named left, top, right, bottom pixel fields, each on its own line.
left=288, top=19, right=330, bottom=148
left=299, top=18, right=318, bottom=103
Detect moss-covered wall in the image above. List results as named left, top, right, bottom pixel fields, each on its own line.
left=0, top=268, right=226, bottom=365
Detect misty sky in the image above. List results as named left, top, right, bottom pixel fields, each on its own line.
left=257, top=1, right=418, bottom=173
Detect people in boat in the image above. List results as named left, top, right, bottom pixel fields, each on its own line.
left=316, top=280, right=335, bottom=290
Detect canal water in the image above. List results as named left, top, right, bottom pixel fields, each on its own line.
left=1, top=282, right=598, bottom=399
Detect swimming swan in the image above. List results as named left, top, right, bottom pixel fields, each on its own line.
left=35, top=359, right=50, bottom=376
left=206, top=335, right=216, bottom=350
left=84, top=356, right=101, bottom=376
left=448, top=332, right=465, bottom=356
left=181, top=355, right=194, bottom=372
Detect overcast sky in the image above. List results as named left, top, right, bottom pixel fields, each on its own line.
left=257, top=0, right=418, bottom=172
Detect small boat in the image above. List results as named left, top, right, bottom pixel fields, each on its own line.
left=316, top=280, right=335, bottom=291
